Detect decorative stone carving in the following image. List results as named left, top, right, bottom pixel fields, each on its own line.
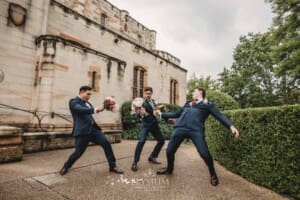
left=7, top=3, right=27, bottom=27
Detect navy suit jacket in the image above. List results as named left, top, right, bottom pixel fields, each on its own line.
left=162, top=100, right=232, bottom=133
left=138, top=99, right=158, bottom=128
left=69, top=96, right=101, bottom=137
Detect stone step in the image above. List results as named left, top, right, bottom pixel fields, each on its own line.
left=0, top=126, right=23, bottom=163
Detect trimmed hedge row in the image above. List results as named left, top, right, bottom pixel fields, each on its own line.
left=206, top=104, right=300, bottom=199
left=122, top=121, right=174, bottom=140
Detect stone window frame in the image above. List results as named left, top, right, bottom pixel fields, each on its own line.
left=132, top=66, right=147, bottom=98
left=100, top=13, right=107, bottom=26
left=170, top=78, right=179, bottom=104
left=88, top=67, right=101, bottom=92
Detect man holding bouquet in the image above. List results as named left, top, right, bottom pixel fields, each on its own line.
left=59, top=86, right=124, bottom=175
left=131, top=87, right=165, bottom=171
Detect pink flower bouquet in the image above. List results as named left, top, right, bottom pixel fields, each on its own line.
left=103, top=96, right=118, bottom=112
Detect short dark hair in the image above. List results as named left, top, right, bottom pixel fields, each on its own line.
left=195, top=87, right=206, bottom=98
left=144, top=86, right=153, bottom=93
left=79, top=85, right=92, bottom=93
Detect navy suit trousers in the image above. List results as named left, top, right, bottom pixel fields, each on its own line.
left=134, top=123, right=165, bottom=163
left=166, top=127, right=216, bottom=175
left=64, top=125, right=116, bottom=169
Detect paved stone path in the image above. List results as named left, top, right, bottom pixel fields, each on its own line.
left=0, top=140, right=290, bottom=200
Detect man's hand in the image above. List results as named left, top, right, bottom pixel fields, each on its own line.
left=96, top=105, right=105, bottom=113
left=168, top=119, right=176, bottom=124
left=230, top=126, right=239, bottom=138
left=140, top=107, right=146, bottom=117
left=153, top=109, right=161, bottom=116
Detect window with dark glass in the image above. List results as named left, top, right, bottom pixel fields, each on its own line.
left=91, top=71, right=96, bottom=90
left=133, top=68, right=138, bottom=98
left=170, top=79, right=179, bottom=104
left=133, top=67, right=146, bottom=98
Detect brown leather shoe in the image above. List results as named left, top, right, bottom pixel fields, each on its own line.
left=148, top=157, right=162, bottom=164
left=59, top=167, right=68, bottom=176
left=109, top=166, right=124, bottom=174
left=210, top=174, right=219, bottom=186
left=156, top=167, right=173, bottom=175
left=131, top=162, right=138, bottom=172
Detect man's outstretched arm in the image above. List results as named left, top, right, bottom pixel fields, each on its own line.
left=160, top=107, right=184, bottom=119
left=208, top=103, right=239, bottom=138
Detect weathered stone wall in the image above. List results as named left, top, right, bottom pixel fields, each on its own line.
left=56, top=0, right=157, bottom=50
left=0, top=0, right=187, bottom=132
left=32, top=1, right=187, bottom=127
left=0, top=0, right=50, bottom=124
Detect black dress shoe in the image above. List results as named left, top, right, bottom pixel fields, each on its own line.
left=210, top=174, right=219, bottom=186
left=148, top=157, right=162, bottom=165
left=156, top=167, right=173, bottom=175
left=110, top=166, right=124, bottom=174
left=59, top=167, right=68, bottom=176
left=131, top=162, right=138, bottom=172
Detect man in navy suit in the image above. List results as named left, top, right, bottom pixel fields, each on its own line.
left=155, top=87, right=239, bottom=186
left=60, top=86, right=124, bottom=175
left=131, top=87, right=165, bottom=171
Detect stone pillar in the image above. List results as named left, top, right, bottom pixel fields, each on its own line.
left=32, top=39, right=57, bottom=128
left=0, top=126, right=23, bottom=163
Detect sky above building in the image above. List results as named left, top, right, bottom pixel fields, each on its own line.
left=109, top=0, right=274, bottom=79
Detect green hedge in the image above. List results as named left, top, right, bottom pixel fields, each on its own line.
left=121, top=101, right=138, bottom=130
left=206, top=90, right=240, bottom=111
left=121, top=101, right=180, bottom=140
left=206, top=104, right=300, bottom=199
left=122, top=121, right=174, bottom=140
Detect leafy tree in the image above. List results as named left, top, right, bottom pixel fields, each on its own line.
left=267, top=0, right=300, bottom=104
left=219, top=33, right=278, bottom=108
left=218, top=1, right=300, bottom=107
left=267, top=0, right=300, bottom=79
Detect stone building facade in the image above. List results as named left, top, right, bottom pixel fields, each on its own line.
left=0, top=0, right=187, bottom=143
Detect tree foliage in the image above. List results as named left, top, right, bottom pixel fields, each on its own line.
left=218, top=0, right=299, bottom=107
left=219, top=33, right=278, bottom=108
left=267, top=0, right=300, bottom=78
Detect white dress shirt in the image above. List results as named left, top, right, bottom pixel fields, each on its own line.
left=78, top=96, right=97, bottom=114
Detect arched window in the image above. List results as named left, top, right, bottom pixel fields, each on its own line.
left=133, top=66, right=147, bottom=98
left=170, top=78, right=179, bottom=104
